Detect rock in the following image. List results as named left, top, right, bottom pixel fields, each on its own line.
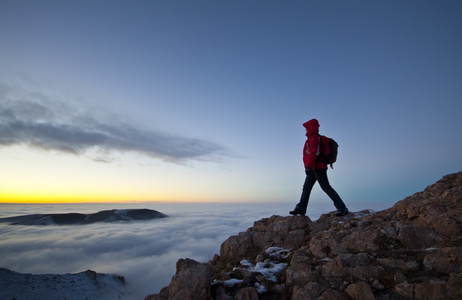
left=319, top=288, right=348, bottom=300
left=345, top=281, right=375, bottom=300
left=214, top=286, right=233, bottom=300
left=397, top=224, right=447, bottom=250
left=309, top=231, right=345, bottom=258
left=168, top=259, right=210, bottom=300
left=320, top=253, right=382, bottom=282
left=423, top=247, right=462, bottom=274
left=394, top=271, right=407, bottom=284
left=395, top=281, right=414, bottom=298
left=145, top=172, right=462, bottom=300
left=145, top=287, right=168, bottom=300
left=286, top=263, right=313, bottom=287
left=220, top=232, right=254, bottom=263
left=292, top=282, right=324, bottom=300
left=414, top=280, right=446, bottom=300
left=234, top=287, right=259, bottom=300
left=447, top=272, right=462, bottom=299
left=148, top=258, right=210, bottom=300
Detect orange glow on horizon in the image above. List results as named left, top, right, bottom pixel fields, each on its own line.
left=0, top=194, right=140, bottom=204
left=0, top=189, right=178, bottom=204
left=0, top=191, right=245, bottom=204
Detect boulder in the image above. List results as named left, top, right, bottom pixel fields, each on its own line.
left=146, top=259, right=210, bottom=300
left=345, top=281, right=375, bottom=300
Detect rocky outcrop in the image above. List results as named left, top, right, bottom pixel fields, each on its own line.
left=145, top=172, right=462, bottom=300
left=0, top=208, right=168, bottom=225
left=0, top=268, right=126, bottom=300
left=146, top=259, right=211, bottom=300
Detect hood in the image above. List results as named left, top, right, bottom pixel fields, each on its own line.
left=303, top=119, right=319, bottom=136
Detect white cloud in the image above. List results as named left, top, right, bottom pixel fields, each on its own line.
left=0, top=203, right=292, bottom=299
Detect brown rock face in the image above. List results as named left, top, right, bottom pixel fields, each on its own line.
left=146, top=172, right=462, bottom=299
left=145, top=258, right=210, bottom=300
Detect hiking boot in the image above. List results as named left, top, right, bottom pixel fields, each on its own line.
left=335, top=209, right=349, bottom=216
left=289, top=209, right=305, bottom=216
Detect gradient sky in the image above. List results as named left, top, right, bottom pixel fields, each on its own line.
left=1, top=0, right=461, bottom=205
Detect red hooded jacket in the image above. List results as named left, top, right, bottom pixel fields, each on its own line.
left=302, top=119, right=327, bottom=170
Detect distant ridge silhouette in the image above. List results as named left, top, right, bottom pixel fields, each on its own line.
left=0, top=209, right=168, bottom=225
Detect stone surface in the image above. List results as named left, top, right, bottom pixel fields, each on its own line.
left=146, top=258, right=210, bottom=300
left=345, top=281, right=375, bottom=300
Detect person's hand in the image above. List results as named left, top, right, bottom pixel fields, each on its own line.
left=305, top=168, right=311, bottom=175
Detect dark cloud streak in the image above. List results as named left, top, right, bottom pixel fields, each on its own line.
left=0, top=82, right=230, bottom=163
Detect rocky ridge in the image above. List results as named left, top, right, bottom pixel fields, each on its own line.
left=0, top=268, right=126, bottom=300
left=146, top=172, right=462, bottom=300
left=0, top=208, right=168, bottom=225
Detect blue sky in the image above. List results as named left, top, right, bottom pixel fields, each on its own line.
left=1, top=1, right=461, bottom=207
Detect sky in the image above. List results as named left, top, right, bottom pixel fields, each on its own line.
left=1, top=0, right=461, bottom=206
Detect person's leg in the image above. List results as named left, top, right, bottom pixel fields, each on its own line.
left=314, top=169, right=348, bottom=213
left=290, top=170, right=317, bottom=215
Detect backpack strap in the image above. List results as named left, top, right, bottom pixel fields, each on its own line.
left=315, top=133, right=324, bottom=162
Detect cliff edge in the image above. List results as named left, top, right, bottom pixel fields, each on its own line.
left=146, top=172, right=462, bottom=300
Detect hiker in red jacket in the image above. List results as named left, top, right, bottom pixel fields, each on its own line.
left=290, top=119, right=349, bottom=217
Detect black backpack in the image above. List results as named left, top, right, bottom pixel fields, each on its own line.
left=316, top=134, right=338, bottom=169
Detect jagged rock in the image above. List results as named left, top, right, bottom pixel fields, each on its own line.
left=170, top=259, right=211, bottom=300
left=292, top=282, right=324, bottom=300
left=234, top=287, right=259, bottom=300
left=423, top=247, right=462, bottom=274
left=414, top=280, right=447, bottom=300
left=220, top=232, right=254, bottom=263
left=345, top=281, right=375, bottom=300
left=286, top=262, right=314, bottom=287
left=214, top=286, right=234, bottom=300
left=319, top=288, right=347, bottom=300
left=146, top=172, right=462, bottom=300
left=320, top=253, right=383, bottom=283
left=309, top=230, right=345, bottom=258
left=145, top=286, right=169, bottom=300
left=220, top=215, right=312, bottom=265
left=447, top=272, right=462, bottom=298
left=396, top=224, right=447, bottom=250
left=146, top=258, right=210, bottom=300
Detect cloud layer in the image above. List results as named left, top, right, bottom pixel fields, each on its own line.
left=0, top=202, right=292, bottom=299
left=0, top=81, right=229, bottom=163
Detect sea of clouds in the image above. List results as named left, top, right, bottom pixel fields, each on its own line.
left=0, top=201, right=389, bottom=299
left=0, top=202, right=292, bottom=299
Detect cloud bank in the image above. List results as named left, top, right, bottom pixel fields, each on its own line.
left=0, top=81, right=229, bottom=163
left=0, top=202, right=292, bottom=299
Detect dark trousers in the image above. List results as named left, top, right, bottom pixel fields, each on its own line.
left=295, top=168, right=347, bottom=214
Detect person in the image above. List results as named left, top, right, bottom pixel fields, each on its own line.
left=290, top=119, right=349, bottom=217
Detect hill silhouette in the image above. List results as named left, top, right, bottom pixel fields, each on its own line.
left=0, top=209, right=168, bottom=225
